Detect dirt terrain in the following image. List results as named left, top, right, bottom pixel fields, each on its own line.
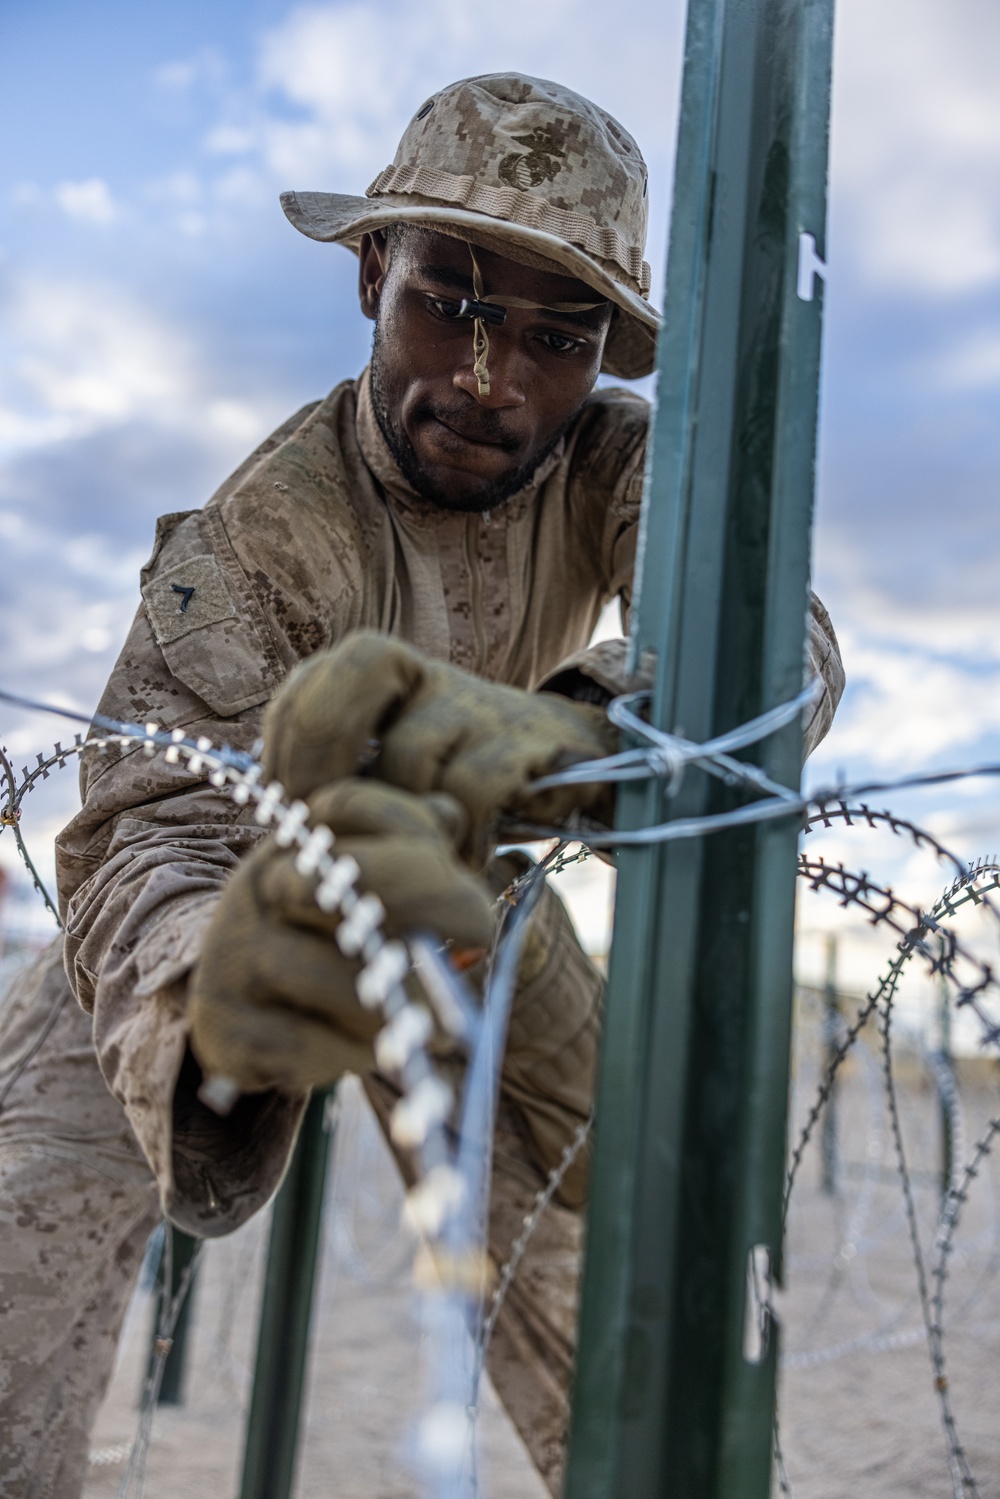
left=79, top=1021, right=1000, bottom=1499
left=82, top=1076, right=548, bottom=1499
left=777, top=1015, right=1000, bottom=1499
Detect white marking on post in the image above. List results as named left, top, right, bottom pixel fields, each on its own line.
left=797, top=231, right=827, bottom=302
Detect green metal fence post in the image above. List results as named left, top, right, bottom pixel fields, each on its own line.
left=821, top=934, right=839, bottom=1194
left=239, top=1085, right=336, bottom=1499
left=566, top=2, right=834, bottom=1496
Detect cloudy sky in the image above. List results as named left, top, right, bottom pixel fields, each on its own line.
left=1, top=0, right=999, bottom=1014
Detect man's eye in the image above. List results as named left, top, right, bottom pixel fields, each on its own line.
left=540, top=331, right=584, bottom=354
left=427, top=297, right=465, bottom=320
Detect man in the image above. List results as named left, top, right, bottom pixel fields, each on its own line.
left=0, top=73, right=844, bottom=1496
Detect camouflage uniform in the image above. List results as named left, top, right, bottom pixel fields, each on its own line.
left=0, top=69, right=846, bottom=1497
left=0, top=372, right=844, bottom=1496
left=0, top=945, right=159, bottom=1498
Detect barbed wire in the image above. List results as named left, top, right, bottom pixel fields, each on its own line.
left=929, top=1113, right=1000, bottom=1498
left=475, top=1111, right=593, bottom=1380
left=777, top=823, right=1000, bottom=1496
left=876, top=971, right=970, bottom=1496
left=118, top=1230, right=205, bottom=1499
left=801, top=801, right=970, bottom=874
left=0, top=740, right=74, bottom=921
left=0, top=693, right=523, bottom=1496
left=4, top=679, right=1000, bottom=1495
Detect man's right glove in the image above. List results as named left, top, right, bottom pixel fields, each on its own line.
left=262, top=633, right=619, bottom=862
left=188, top=778, right=494, bottom=1095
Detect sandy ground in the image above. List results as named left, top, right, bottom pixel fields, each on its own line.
left=72, top=1005, right=1000, bottom=1499
left=83, top=1077, right=547, bottom=1499
left=777, top=999, right=1000, bottom=1498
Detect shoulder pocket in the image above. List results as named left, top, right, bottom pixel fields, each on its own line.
left=141, top=509, right=282, bottom=717
left=144, top=553, right=236, bottom=645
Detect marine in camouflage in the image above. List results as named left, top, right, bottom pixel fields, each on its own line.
left=0, top=69, right=846, bottom=1498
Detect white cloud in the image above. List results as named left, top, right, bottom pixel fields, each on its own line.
left=254, top=0, right=683, bottom=173
left=154, top=58, right=202, bottom=93
left=54, top=178, right=118, bottom=225
left=177, top=211, right=208, bottom=237
left=122, top=0, right=1000, bottom=312
left=81, top=626, right=114, bottom=651
left=805, top=576, right=1000, bottom=793
left=6, top=277, right=190, bottom=429
left=213, top=166, right=263, bottom=206
left=832, top=0, right=1000, bottom=295
left=813, top=634, right=1000, bottom=775
left=798, top=604, right=1000, bottom=1028
left=846, top=589, right=1000, bottom=668
left=204, top=124, right=260, bottom=157
left=206, top=397, right=272, bottom=443
left=250, top=0, right=685, bottom=171
left=255, top=1, right=456, bottom=175
left=0, top=273, right=280, bottom=459
left=141, top=172, right=208, bottom=235
left=170, top=0, right=683, bottom=289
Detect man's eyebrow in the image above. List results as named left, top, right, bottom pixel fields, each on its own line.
left=416, top=264, right=473, bottom=291
left=533, top=304, right=609, bottom=329
left=415, top=264, right=609, bottom=328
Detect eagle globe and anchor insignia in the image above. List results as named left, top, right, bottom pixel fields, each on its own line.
left=497, top=128, right=566, bottom=190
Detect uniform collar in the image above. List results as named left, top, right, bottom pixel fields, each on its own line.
left=354, top=366, right=566, bottom=523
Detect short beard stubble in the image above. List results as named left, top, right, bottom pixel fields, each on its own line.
left=368, top=319, right=572, bottom=515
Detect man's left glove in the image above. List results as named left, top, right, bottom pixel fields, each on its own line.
left=188, top=779, right=494, bottom=1094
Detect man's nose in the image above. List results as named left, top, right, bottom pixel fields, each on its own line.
left=452, top=334, right=527, bottom=409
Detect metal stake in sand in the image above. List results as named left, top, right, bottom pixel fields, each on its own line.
left=821, top=934, right=840, bottom=1196
left=239, top=1086, right=336, bottom=1499
left=565, top=0, right=836, bottom=1494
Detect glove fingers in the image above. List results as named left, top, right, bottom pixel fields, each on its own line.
left=348, top=839, right=495, bottom=945
left=380, top=689, right=617, bottom=850
left=263, top=634, right=427, bottom=799
left=306, top=779, right=468, bottom=846
left=258, top=839, right=495, bottom=950
left=442, top=747, right=543, bottom=828
left=248, top=921, right=382, bottom=1039
left=191, top=993, right=374, bottom=1093
left=380, top=704, right=469, bottom=798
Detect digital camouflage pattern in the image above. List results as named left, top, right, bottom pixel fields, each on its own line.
left=52, top=369, right=657, bottom=1234
left=0, top=373, right=844, bottom=1495
left=0, top=945, right=159, bottom=1498
left=281, top=73, right=660, bottom=379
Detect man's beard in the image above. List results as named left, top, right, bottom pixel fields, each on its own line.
left=369, top=328, right=569, bottom=514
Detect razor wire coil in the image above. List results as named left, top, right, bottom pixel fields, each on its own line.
left=4, top=679, right=1000, bottom=1495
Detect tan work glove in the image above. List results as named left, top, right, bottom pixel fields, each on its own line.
left=189, top=779, right=494, bottom=1094
left=262, top=632, right=618, bottom=861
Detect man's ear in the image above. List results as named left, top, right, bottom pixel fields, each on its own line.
left=358, top=231, right=390, bottom=322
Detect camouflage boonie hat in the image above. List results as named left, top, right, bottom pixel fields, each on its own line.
left=281, top=73, right=659, bottom=380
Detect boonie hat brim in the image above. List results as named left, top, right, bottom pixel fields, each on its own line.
left=281, top=190, right=660, bottom=381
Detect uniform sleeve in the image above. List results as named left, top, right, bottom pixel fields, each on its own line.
left=55, top=505, right=304, bottom=1236
left=55, top=393, right=370, bottom=1234
left=566, top=387, right=649, bottom=626
left=560, top=390, right=845, bottom=759
left=538, top=591, right=845, bottom=760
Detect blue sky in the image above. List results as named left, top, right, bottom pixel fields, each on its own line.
left=1, top=0, right=999, bottom=995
